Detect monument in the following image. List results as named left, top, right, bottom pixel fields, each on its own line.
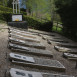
left=8, top=0, right=28, bottom=29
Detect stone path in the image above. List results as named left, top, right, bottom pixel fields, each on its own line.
left=0, top=24, right=77, bottom=77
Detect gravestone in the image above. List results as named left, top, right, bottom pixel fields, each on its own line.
left=54, top=46, right=71, bottom=52
left=10, top=68, right=74, bottom=77
left=10, top=54, right=65, bottom=72
left=8, top=39, right=45, bottom=49
left=8, top=0, right=28, bottom=29
left=10, top=53, right=35, bottom=63
left=63, top=53, right=77, bottom=59
left=9, top=34, right=40, bottom=43
left=11, top=47, right=53, bottom=57
left=9, top=30, right=37, bottom=39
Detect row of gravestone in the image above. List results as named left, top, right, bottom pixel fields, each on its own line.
left=7, top=27, right=74, bottom=77
left=40, top=32, right=77, bottom=69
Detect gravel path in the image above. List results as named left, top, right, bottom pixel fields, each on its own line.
left=0, top=24, right=77, bottom=77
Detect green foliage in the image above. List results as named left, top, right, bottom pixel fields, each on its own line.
left=54, top=0, right=77, bottom=41
left=23, top=15, right=53, bottom=32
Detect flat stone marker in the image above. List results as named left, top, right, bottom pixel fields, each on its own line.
left=10, top=53, right=65, bottom=71
left=9, top=28, right=38, bottom=35
left=54, top=46, right=71, bottom=52
left=10, top=53, right=35, bottom=63
left=10, top=68, right=43, bottom=77
left=50, top=39, right=69, bottom=43
left=10, top=30, right=37, bottom=39
left=11, top=48, right=53, bottom=57
left=10, top=68, right=74, bottom=77
left=9, top=33, right=40, bottom=43
left=57, top=43, right=77, bottom=48
left=8, top=38, right=45, bottom=49
left=63, top=53, right=77, bottom=59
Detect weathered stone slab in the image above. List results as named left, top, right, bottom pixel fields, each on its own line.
left=10, top=53, right=35, bottom=63
left=58, top=43, right=77, bottom=48
left=54, top=46, right=71, bottom=52
left=50, top=39, right=69, bottom=43
left=8, top=41, right=46, bottom=50
left=10, top=68, right=74, bottom=77
left=9, top=29, right=37, bottom=38
left=9, top=28, right=38, bottom=35
left=9, top=33, right=40, bottom=43
left=11, top=47, right=53, bottom=57
left=47, top=40, right=60, bottom=45
left=10, top=68, right=42, bottom=77
left=10, top=54, right=65, bottom=71
left=63, top=53, right=77, bottom=59
left=9, top=30, right=37, bottom=39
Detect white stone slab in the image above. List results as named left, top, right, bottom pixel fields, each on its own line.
left=10, top=30, right=37, bottom=39
left=10, top=68, right=43, bottom=77
left=54, top=46, right=71, bottom=52
left=10, top=53, right=35, bottom=63
left=9, top=33, right=40, bottom=43
left=63, top=53, right=77, bottom=59
left=9, top=38, right=45, bottom=49
left=9, top=43, right=29, bottom=51
left=10, top=68, right=74, bottom=77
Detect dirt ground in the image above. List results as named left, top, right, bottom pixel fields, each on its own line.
left=0, top=24, right=77, bottom=77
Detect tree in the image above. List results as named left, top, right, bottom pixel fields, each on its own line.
left=54, top=0, right=77, bottom=40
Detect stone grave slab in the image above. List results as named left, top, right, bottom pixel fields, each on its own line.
left=9, top=33, right=40, bottom=43
left=57, top=43, right=77, bottom=48
left=10, top=30, right=37, bottom=39
left=63, top=53, right=77, bottom=60
left=10, top=68, right=74, bottom=77
left=54, top=46, right=71, bottom=52
left=10, top=68, right=43, bottom=77
left=47, top=40, right=60, bottom=45
left=10, top=53, right=35, bottom=63
left=10, top=53, right=65, bottom=71
left=50, top=39, right=69, bottom=43
left=11, top=47, right=53, bottom=57
left=9, top=28, right=38, bottom=35
left=8, top=38, right=45, bottom=49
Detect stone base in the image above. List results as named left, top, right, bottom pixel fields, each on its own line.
left=8, top=21, right=28, bottom=29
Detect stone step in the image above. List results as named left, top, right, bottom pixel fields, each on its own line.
left=10, top=68, right=74, bottom=77
left=9, top=34, right=40, bottom=43
left=54, top=46, right=71, bottom=52
left=8, top=42, right=46, bottom=50
left=11, top=48, right=53, bottom=57
left=9, top=53, right=65, bottom=72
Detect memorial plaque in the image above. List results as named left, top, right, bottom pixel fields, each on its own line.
left=12, top=14, right=23, bottom=22
left=10, top=68, right=74, bottom=77
left=9, top=39, right=45, bottom=49
left=9, top=34, right=40, bottom=43
left=54, top=46, right=71, bottom=52
left=10, top=57, right=65, bottom=71
left=10, top=53, right=35, bottom=63
left=10, top=68, right=43, bottom=77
